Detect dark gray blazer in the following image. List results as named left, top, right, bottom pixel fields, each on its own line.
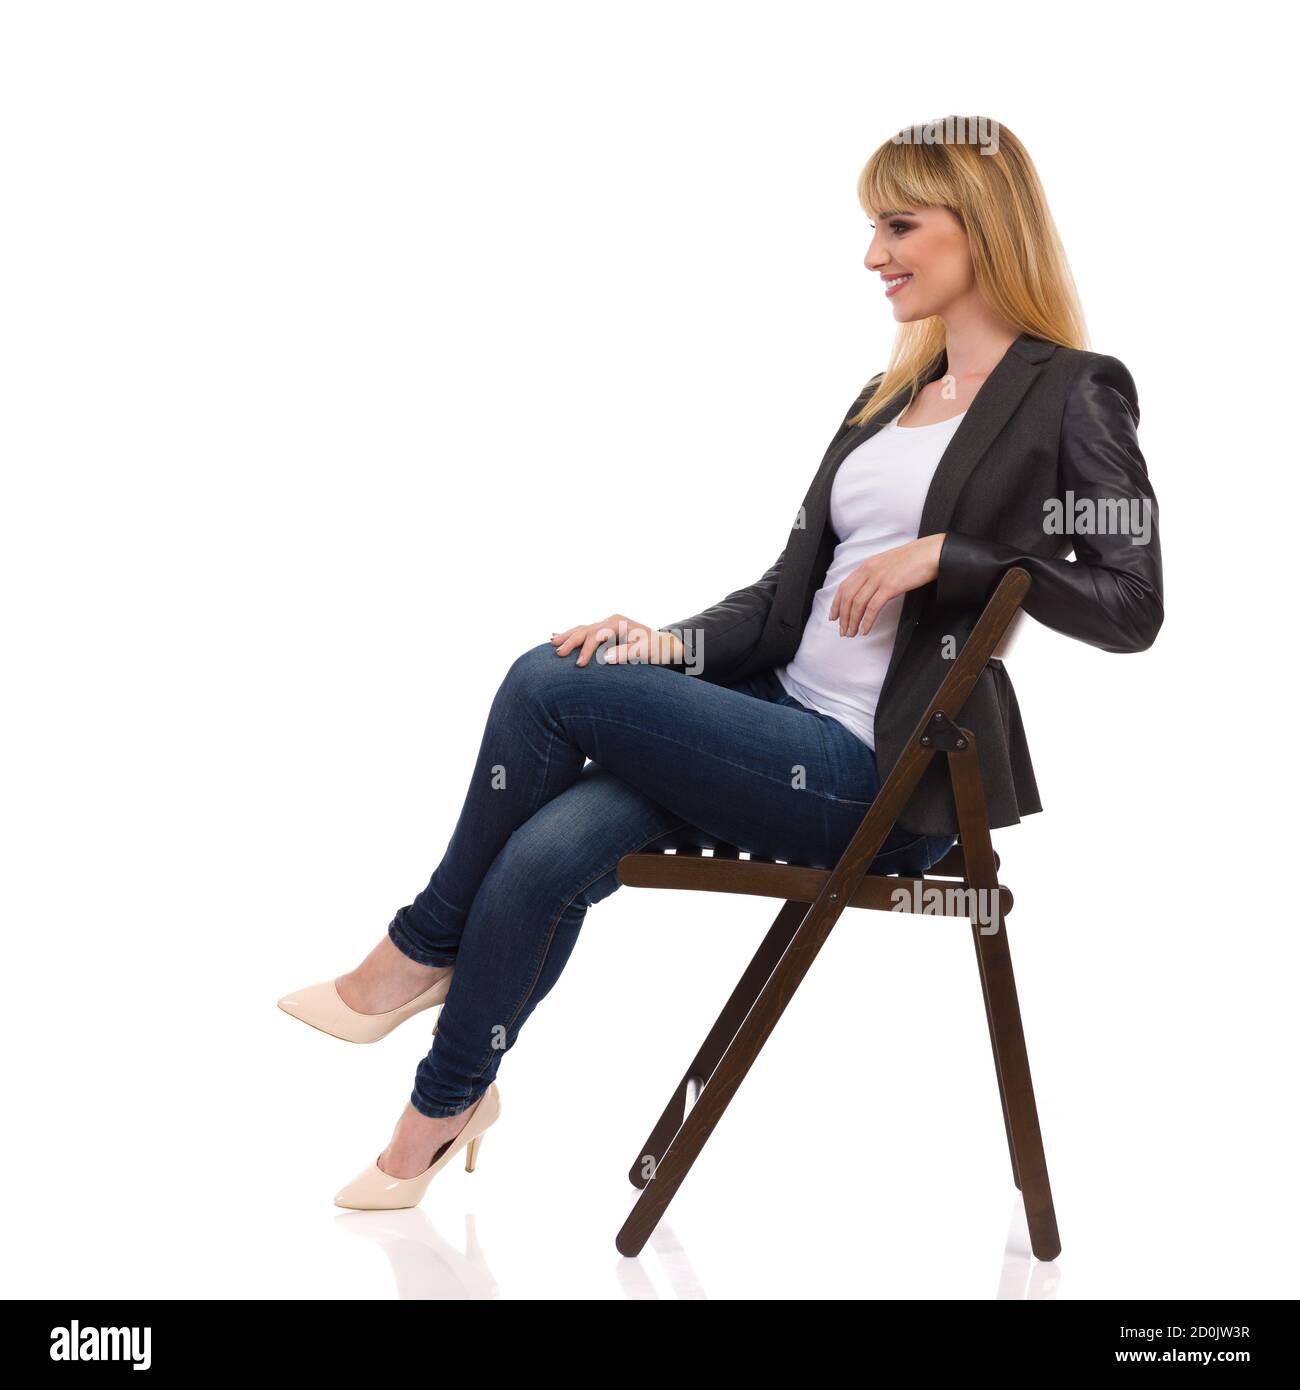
left=662, top=331, right=1164, bottom=837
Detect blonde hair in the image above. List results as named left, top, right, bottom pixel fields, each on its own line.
left=849, top=116, right=1087, bottom=428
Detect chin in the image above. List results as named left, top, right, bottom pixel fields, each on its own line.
left=893, top=297, right=939, bottom=324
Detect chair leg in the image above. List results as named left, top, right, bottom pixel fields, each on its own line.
left=960, top=839, right=1022, bottom=1190
left=627, top=900, right=807, bottom=1188
left=616, top=881, right=865, bottom=1257
left=975, top=921, right=1058, bottom=1258
left=975, top=937, right=1023, bottom=1191
left=950, top=745, right=1061, bottom=1261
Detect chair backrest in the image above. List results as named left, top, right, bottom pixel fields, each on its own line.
left=818, top=567, right=1031, bottom=890
left=901, top=567, right=1031, bottom=759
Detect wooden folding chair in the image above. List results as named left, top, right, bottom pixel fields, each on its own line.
left=613, top=567, right=1061, bottom=1261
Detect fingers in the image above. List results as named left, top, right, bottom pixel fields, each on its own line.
left=552, top=615, right=667, bottom=667
left=617, top=627, right=656, bottom=665
left=845, top=579, right=877, bottom=636
left=847, top=580, right=880, bottom=636
left=552, top=626, right=585, bottom=656
left=835, top=584, right=850, bottom=636
left=852, top=583, right=896, bottom=637
left=628, top=627, right=655, bottom=663
left=603, top=629, right=639, bottom=665
left=577, top=623, right=616, bottom=667
left=834, top=574, right=867, bottom=636
left=597, top=627, right=668, bottom=665
left=830, top=572, right=893, bottom=637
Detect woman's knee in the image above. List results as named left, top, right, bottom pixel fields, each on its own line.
left=499, top=639, right=583, bottom=706
left=474, top=808, right=590, bottom=918
left=504, top=638, right=557, bottom=683
left=497, top=635, right=630, bottom=724
left=474, top=771, right=645, bottom=918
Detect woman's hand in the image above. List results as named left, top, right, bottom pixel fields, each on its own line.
left=828, top=534, right=946, bottom=637
left=550, top=614, right=686, bottom=667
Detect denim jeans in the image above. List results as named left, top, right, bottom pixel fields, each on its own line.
left=387, top=639, right=957, bottom=1117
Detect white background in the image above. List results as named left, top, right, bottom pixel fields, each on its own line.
left=3, top=0, right=1296, bottom=1300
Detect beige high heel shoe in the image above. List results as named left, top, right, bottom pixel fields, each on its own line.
left=333, top=1084, right=502, bottom=1210
left=277, top=968, right=453, bottom=1044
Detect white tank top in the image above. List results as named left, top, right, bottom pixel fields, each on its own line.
left=775, top=405, right=967, bottom=750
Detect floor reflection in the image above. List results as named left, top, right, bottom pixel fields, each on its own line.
left=333, top=1190, right=1052, bottom=1298
left=996, top=1195, right=1062, bottom=1300
left=335, top=1210, right=499, bottom=1300
left=615, top=1222, right=708, bottom=1300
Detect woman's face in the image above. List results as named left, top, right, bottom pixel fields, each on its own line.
left=864, top=205, right=974, bottom=323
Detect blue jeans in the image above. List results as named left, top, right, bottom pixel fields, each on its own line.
left=388, top=640, right=956, bottom=1116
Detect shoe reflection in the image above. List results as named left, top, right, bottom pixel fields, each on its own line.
left=335, top=1211, right=499, bottom=1300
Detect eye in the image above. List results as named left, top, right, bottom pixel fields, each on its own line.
left=890, top=220, right=912, bottom=234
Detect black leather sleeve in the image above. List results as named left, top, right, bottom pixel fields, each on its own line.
left=658, top=550, right=785, bottom=680
left=934, top=353, right=1163, bottom=653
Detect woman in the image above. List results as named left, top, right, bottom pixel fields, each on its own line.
left=278, top=116, right=1163, bottom=1209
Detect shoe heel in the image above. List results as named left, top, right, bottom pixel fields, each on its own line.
left=465, top=1134, right=484, bottom=1173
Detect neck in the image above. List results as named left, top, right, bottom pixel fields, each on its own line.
left=937, top=301, right=1021, bottom=380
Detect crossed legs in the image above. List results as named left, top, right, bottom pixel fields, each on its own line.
left=337, top=639, right=950, bottom=1175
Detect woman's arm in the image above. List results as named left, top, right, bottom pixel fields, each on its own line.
left=656, top=549, right=786, bottom=678
left=647, top=383, right=879, bottom=673
left=550, top=552, right=785, bottom=674
left=934, top=353, right=1164, bottom=653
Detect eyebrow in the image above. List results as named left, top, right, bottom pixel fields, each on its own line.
left=872, top=210, right=917, bottom=219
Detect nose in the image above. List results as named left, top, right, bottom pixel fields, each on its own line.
left=864, top=229, right=890, bottom=272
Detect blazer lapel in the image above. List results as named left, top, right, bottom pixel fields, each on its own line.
left=791, top=332, right=1054, bottom=642
left=798, top=334, right=1023, bottom=549
left=914, top=333, right=1051, bottom=541
left=879, top=330, right=1054, bottom=694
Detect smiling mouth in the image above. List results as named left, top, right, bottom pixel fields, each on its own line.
left=884, top=274, right=913, bottom=297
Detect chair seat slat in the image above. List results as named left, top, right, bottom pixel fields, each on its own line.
left=616, top=851, right=1012, bottom=917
